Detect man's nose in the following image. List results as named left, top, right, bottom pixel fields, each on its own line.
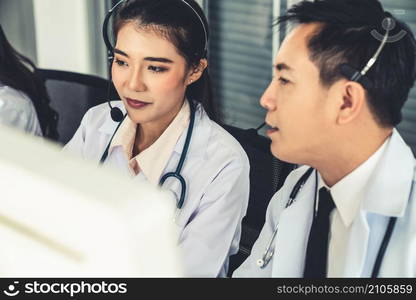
left=260, top=81, right=276, bottom=111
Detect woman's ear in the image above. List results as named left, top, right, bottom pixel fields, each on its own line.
left=186, top=59, right=208, bottom=85
left=336, top=81, right=366, bottom=125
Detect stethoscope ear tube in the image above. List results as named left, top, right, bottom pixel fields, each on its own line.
left=371, top=216, right=397, bottom=278
left=158, top=101, right=196, bottom=209
left=257, top=167, right=315, bottom=269
left=288, top=167, right=314, bottom=202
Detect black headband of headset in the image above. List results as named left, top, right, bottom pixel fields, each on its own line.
left=102, top=0, right=208, bottom=62
left=0, top=24, right=6, bottom=58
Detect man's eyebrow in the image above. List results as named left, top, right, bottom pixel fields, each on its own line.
left=275, top=63, right=294, bottom=72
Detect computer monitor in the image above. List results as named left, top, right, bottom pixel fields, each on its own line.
left=0, top=126, right=183, bottom=277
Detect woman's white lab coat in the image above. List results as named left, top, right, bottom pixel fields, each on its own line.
left=234, top=129, right=416, bottom=277
left=64, top=101, right=250, bottom=277
left=0, top=84, right=42, bottom=136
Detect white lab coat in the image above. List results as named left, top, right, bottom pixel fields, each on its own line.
left=234, top=129, right=416, bottom=277
left=0, top=84, right=42, bottom=136
left=64, top=101, right=250, bottom=277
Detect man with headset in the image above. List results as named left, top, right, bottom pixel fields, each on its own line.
left=233, top=0, right=416, bottom=277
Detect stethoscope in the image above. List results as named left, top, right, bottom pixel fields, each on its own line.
left=100, top=100, right=196, bottom=209
left=256, top=166, right=407, bottom=278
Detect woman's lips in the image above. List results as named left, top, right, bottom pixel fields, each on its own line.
left=125, top=98, right=151, bottom=109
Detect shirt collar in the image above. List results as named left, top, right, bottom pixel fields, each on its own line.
left=108, top=100, right=190, bottom=185
left=108, top=116, right=136, bottom=160
left=99, top=100, right=213, bottom=182
left=99, top=100, right=211, bottom=157
left=136, top=100, right=190, bottom=185
left=318, top=133, right=390, bottom=227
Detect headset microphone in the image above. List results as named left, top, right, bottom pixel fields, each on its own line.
left=108, top=102, right=124, bottom=122
left=105, top=67, right=124, bottom=122
left=103, top=0, right=126, bottom=123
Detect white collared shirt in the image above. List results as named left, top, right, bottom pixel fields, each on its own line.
left=318, top=138, right=389, bottom=276
left=109, top=100, right=190, bottom=184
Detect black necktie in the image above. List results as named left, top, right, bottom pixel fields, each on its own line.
left=303, top=187, right=335, bottom=278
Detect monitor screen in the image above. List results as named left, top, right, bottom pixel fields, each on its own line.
left=0, top=126, right=183, bottom=277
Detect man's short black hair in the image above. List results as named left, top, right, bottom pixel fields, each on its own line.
left=277, top=0, right=416, bottom=127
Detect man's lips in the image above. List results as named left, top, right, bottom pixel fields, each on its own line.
left=265, top=122, right=279, bottom=135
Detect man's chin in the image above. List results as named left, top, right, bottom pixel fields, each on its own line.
left=271, top=146, right=298, bottom=165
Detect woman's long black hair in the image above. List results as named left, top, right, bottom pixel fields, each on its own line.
left=0, top=24, right=58, bottom=139
left=112, top=0, right=220, bottom=123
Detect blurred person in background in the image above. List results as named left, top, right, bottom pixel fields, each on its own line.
left=0, top=24, right=58, bottom=139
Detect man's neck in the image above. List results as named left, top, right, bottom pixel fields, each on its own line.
left=313, top=128, right=393, bottom=187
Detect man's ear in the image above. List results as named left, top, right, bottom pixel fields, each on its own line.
left=336, top=81, right=366, bottom=125
left=186, top=59, right=208, bottom=85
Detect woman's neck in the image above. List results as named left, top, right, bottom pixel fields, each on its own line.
left=132, top=101, right=185, bottom=156
left=132, top=122, right=166, bottom=156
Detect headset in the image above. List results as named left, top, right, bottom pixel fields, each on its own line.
left=0, top=24, right=7, bottom=60
left=101, top=0, right=208, bottom=209
left=340, top=17, right=394, bottom=90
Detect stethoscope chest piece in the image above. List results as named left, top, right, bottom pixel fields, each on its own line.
left=256, top=259, right=265, bottom=268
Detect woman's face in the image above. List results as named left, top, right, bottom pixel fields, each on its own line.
left=112, top=22, right=192, bottom=127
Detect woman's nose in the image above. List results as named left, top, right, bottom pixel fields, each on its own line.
left=128, top=68, right=147, bottom=92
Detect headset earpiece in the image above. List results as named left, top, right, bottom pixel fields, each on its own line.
left=339, top=64, right=373, bottom=90
left=338, top=18, right=391, bottom=90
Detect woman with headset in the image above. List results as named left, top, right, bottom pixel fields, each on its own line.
left=0, top=24, right=58, bottom=139
left=64, top=0, right=250, bottom=277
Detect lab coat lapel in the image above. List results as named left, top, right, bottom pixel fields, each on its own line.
left=272, top=175, right=316, bottom=277
left=344, top=130, right=415, bottom=277
left=363, top=130, right=414, bottom=217
left=363, top=130, right=415, bottom=277
left=104, top=147, right=132, bottom=174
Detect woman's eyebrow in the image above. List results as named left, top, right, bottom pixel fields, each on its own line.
left=114, top=48, right=129, bottom=57
left=144, top=57, right=174, bottom=63
left=113, top=49, right=173, bottom=64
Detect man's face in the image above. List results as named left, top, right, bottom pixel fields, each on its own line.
left=260, top=23, right=340, bottom=165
